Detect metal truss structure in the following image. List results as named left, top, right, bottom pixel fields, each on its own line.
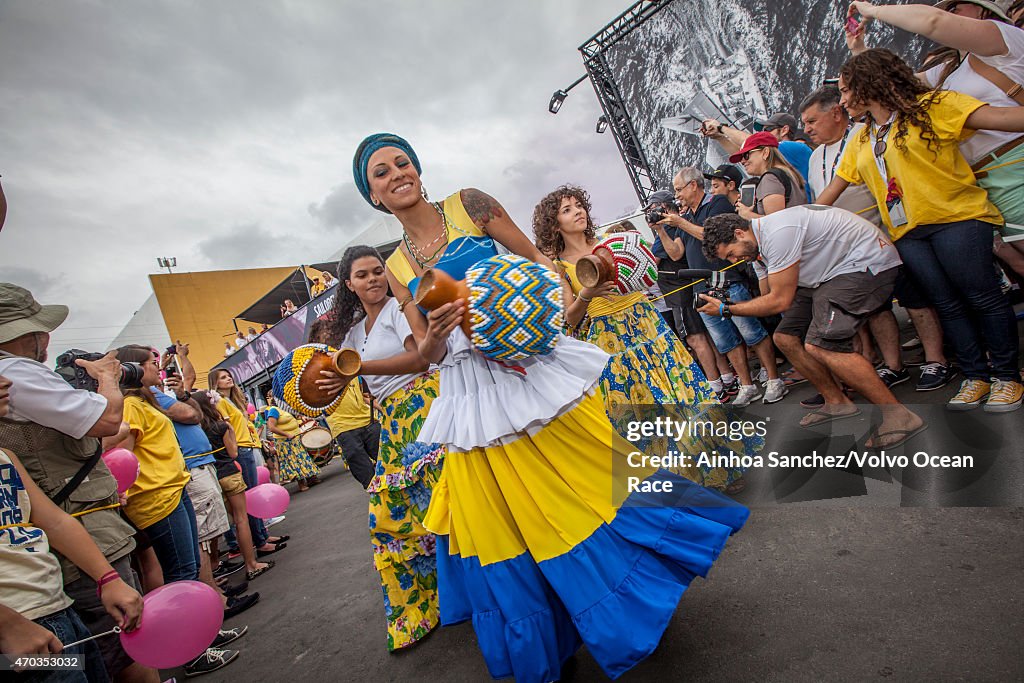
left=579, top=0, right=675, bottom=203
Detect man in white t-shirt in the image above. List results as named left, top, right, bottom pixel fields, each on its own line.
left=800, top=84, right=954, bottom=394
left=697, top=207, right=925, bottom=449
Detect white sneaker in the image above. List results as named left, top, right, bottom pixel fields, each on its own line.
left=762, top=378, right=788, bottom=404
left=265, top=515, right=286, bottom=527
left=754, top=367, right=769, bottom=384
left=731, top=384, right=763, bottom=407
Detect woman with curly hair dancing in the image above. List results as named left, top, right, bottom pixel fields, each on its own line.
left=532, top=184, right=758, bottom=493
left=818, top=48, right=1024, bottom=411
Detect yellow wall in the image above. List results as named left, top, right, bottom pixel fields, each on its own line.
left=150, top=267, right=297, bottom=388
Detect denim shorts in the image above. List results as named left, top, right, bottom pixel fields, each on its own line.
left=26, top=607, right=110, bottom=683
left=62, top=556, right=140, bottom=678
left=698, top=282, right=768, bottom=354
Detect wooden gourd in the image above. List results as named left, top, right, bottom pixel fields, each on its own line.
left=413, top=268, right=474, bottom=336
left=297, top=348, right=361, bottom=409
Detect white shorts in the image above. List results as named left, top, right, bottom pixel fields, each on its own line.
left=185, top=464, right=231, bottom=542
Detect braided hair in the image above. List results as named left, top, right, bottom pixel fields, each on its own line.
left=322, top=245, right=385, bottom=346
left=839, top=49, right=942, bottom=157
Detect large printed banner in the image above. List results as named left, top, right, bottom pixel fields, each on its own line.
left=212, top=285, right=338, bottom=384
left=604, top=0, right=931, bottom=188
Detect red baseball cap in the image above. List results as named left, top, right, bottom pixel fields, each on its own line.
left=728, top=131, right=779, bottom=163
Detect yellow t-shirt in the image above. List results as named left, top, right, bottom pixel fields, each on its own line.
left=122, top=396, right=190, bottom=530
left=217, top=397, right=258, bottom=448
left=267, top=404, right=303, bottom=439
left=836, top=91, right=1002, bottom=241
left=558, top=259, right=646, bottom=318
left=326, top=382, right=372, bottom=437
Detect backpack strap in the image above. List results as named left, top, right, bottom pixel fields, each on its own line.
left=764, top=168, right=792, bottom=205
left=967, top=55, right=1024, bottom=106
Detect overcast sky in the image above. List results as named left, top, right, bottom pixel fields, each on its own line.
left=0, top=0, right=642, bottom=356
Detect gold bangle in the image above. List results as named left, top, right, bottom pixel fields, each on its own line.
left=398, top=295, right=414, bottom=311
left=579, top=293, right=592, bottom=302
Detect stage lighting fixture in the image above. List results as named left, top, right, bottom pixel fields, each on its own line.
left=596, top=115, right=609, bottom=134
left=548, top=74, right=588, bottom=114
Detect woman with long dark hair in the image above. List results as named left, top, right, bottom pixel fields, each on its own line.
left=193, top=390, right=274, bottom=581
left=818, top=48, right=1024, bottom=412
left=316, top=243, right=443, bottom=651
left=208, top=369, right=288, bottom=550
left=113, top=345, right=198, bottom=582
left=351, top=132, right=748, bottom=682
left=532, top=183, right=756, bottom=493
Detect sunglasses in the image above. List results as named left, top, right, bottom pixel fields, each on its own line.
left=873, top=122, right=893, bottom=157
left=741, top=147, right=766, bottom=161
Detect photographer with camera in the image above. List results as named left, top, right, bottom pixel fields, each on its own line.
left=645, top=190, right=736, bottom=402
left=699, top=207, right=925, bottom=448
left=0, top=283, right=161, bottom=683
left=660, top=167, right=787, bottom=405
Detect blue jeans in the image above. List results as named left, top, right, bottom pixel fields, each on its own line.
left=26, top=607, right=110, bottom=683
left=697, top=282, right=769, bottom=354
left=235, top=447, right=268, bottom=547
left=895, top=220, right=1019, bottom=380
left=144, top=489, right=200, bottom=582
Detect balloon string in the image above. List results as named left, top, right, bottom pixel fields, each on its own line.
left=63, top=626, right=122, bottom=650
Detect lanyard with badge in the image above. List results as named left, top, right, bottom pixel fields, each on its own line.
left=823, top=127, right=851, bottom=184
left=869, top=115, right=908, bottom=229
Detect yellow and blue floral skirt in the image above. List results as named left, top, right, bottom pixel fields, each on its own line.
left=274, top=435, right=319, bottom=483
left=582, top=298, right=757, bottom=490
left=369, top=372, right=445, bottom=651
left=424, top=390, right=749, bottom=682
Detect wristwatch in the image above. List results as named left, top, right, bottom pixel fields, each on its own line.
left=175, top=390, right=191, bottom=402
left=716, top=123, right=724, bottom=135
left=720, top=303, right=733, bottom=319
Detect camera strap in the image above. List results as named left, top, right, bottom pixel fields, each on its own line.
left=51, top=441, right=105, bottom=506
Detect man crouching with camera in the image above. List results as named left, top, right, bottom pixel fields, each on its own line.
left=697, top=209, right=924, bottom=450
left=0, top=283, right=159, bottom=683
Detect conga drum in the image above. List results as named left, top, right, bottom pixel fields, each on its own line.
left=272, top=344, right=361, bottom=417
left=576, top=231, right=658, bottom=294
left=300, top=427, right=334, bottom=467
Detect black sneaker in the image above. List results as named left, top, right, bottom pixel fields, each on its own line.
left=876, top=366, right=911, bottom=389
left=184, top=648, right=239, bottom=677
left=224, top=592, right=260, bottom=619
left=722, top=378, right=739, bottom=398
left=222, top=581, right=249, bottom=598
left=212, top=626, right=248, bottom=648
left=800, top=393, right=825, bottom=409
left=212, top=560, right=244, bottom=580
left=714, top=387, right=733, bottom=403
left=917, top=362, right=956, bottom=392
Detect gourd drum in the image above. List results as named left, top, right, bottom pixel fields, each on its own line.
left=576, top=231, right=658, bottom=295
left=414, top=254, right=564, bottom=362
left=271, top=344, right=361, bottom=417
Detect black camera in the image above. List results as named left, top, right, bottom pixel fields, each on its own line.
left=675, top=269, right=731, bottom=309
left=645, top=207, right=667, bottom=224
left=55, top=350, right=145, bottom=392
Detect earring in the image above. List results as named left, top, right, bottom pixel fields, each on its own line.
left=421, top=184, right=430, bottom=201
left=372, top=197, right=380, bottom=206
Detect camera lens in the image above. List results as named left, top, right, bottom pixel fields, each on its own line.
left=120, top=362, right=145, bottom=389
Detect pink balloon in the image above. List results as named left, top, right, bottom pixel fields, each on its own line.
left=245, top=483, right=290, bottom=518
left=256, top=465, right=271, bottom=485
left=246, top=403, right=256, bottom=415
left=101, top=448, right=139, bottom=495
left=120, top=581, right=223, bottom=668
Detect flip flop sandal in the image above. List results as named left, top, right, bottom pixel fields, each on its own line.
left=864, top=423, right=928, bottom=450
left=799, top=407, right=862, bottom=428
left=723, top=478, right=747, bottom=496
left=246, top=560, right=275, bottom=580
left=267, top=535, right=290, bottom=544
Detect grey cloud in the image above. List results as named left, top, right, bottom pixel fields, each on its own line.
left=1, top=266, right=65, bottom=300
left=195, top=223, right=301, bottom=269
left=307, top=183, right=376, bottom=232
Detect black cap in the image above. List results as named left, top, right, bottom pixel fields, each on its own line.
left=703, top=164, right=743, bottom=186
left=644, top=189, right=676, bottom=208
left=754, top=112, right=799, bottom=133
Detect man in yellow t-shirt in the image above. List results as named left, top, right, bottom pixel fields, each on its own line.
left=325, top=382, right=378, bottom=489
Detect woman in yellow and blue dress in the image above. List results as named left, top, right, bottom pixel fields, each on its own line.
left=532, top=184, right=754, bottom=492
left=263, top=398, right=320, bottom=490
left=354, top=132, right=749, bottom=682
left=319, top=244, right=445, bottom=651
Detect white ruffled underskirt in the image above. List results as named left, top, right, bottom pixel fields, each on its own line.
left=417, top=330, right=610, bottom=452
